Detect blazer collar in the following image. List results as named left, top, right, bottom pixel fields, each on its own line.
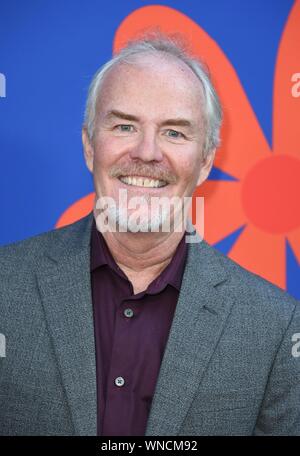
left=36, top=211, right=97, bottom=435
left=145, top=221, right=234, bottom=435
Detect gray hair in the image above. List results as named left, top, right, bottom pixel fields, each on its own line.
left=83, top=35, right=222, bottom=157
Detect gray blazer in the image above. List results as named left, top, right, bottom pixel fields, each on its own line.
left=0, top=212, right=299, bottom=436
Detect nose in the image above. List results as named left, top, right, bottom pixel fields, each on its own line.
left=129, top=130, right=163, bottom=162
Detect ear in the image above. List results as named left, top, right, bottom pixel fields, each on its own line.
left=196, top=149, right=216, bottom=187
left=82, top=127, right=94, bottom=173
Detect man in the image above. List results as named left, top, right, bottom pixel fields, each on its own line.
left=0, top=35, right=299, bottom=436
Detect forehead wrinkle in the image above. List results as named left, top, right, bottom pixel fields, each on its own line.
left=98, top=52, right=205, bottom=106
left=95, top=54, right=205, bottom=138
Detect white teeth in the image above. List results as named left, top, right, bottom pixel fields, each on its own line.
left=119, top=176, right=167, bottom=188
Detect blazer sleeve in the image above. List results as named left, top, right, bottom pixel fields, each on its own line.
left=253, top=302, right=300, bottom=435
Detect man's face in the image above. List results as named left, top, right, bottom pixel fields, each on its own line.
left=82, top=54, right=215, bottom=232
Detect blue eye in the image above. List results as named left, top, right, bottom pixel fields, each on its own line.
left=116, top=124, right=134, bottom=132
left=166, top=129, right=183, bottom=138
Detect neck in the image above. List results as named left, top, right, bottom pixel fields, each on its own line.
left=94, top=210, right=186, bottom=293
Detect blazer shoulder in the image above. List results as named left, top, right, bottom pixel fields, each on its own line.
left=0, top=213, right=93, bottom=273
left=200, top=240, right=300, bottom=321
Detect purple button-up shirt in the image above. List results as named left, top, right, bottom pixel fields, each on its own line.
left=90, top=218, right=187, bottom=436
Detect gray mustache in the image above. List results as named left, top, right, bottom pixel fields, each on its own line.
left=109, top=163, right=178, bottom=184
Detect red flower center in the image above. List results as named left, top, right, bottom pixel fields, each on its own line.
left=242, top=155, right=300, bottom=234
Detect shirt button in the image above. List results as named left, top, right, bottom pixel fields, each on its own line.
left=124, top=308, right=134, bottom=318
left=115, top=376, right=125, bottom=387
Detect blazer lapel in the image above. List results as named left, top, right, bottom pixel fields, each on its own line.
left=36, top=213, right=97, bottom=436
left=145, top=227, right=236, bottom=436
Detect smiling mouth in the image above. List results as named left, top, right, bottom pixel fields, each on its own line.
left=118, top=175, right=168, bottom=188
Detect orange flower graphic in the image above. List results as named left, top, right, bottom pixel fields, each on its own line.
left=56, top=3, right=300, bottom=290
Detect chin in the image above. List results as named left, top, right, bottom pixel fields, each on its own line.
left=110, top=206, right=173, bottom=233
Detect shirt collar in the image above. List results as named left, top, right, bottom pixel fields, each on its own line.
left=90, top=217, right=187, bottom=292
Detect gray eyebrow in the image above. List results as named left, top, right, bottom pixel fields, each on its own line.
left=104, top=110, right=195, bottom=130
